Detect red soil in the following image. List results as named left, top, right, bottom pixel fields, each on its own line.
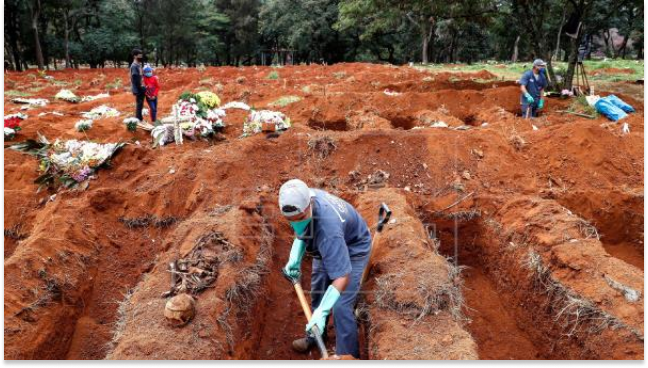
left=3, top=63, right=643, bottom=360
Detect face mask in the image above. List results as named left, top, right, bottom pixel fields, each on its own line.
left=144, top=72, right=152, bottom=77
left=290, top=217, right=312, bottom=236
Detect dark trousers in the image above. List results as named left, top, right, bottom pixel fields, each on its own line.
left=135, top=93, right=145, bottom=121
left=311, top=253, right=370, bottom=358
left=146, top=97, right=158, bottom=122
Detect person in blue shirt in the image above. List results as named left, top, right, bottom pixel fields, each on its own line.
left=279, top=179, right=371, bottom=359
left=520, top=59, right=548, bottom=118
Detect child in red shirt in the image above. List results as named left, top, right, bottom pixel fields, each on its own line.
left=143, top=65, right=160, bottom=123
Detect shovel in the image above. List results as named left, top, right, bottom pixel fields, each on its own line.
left=360, top=202, right=392, bottom=286
left=282, top=270, right=329, bottom=359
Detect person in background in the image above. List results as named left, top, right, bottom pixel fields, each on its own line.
left=143, top=65, right=160, bottom=124
left=519, top=59, right=548, bottom=118
left=130, top=49, right=146, bottom=121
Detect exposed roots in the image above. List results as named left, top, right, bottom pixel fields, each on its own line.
left=110, top=287, right=137, bottom=348
left=217, top=229, right=273, bottom=351
left=4, top=223, right=27, bottom=240
left=522, top=250, right=640, bottom=339
left=307, top=134, right=337, bottom=159
left=374, top=262, right=466, bottom=323
left=119, top=214, right=180, bottom=229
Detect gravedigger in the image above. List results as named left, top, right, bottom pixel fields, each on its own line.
left=278, top=179, right=390, bottom=359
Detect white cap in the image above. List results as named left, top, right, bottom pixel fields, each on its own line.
left=533, top=59, right=547, bottom=67
left=279, top=179, right=313, bottom=217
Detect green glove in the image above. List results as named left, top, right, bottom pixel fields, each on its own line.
left=306, top=285, right=341, bottom=335
left=537, top=98, right=545, bottom=109
left=524, top=92, right=534, bottom=104
left=283, top=238, right=306, bottom=280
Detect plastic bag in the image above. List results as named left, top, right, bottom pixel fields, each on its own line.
left=594, top=98, right=627, bottom=122
left=602, top=95, right=634, bottom=113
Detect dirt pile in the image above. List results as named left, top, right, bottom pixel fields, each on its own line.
left=355, top=188, right=477, bottom=360
left=108, top=202, right=272, bottom=359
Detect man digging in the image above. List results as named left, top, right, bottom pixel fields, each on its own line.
left=279, top=179, right=371, bottom=359
left=520, top=59, right=548, bottom=118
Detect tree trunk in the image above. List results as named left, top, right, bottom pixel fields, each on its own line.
left=6, top=1, right=23, bottom=71
left=564, top=28, right=581, bottom=91
left=554, top=5, right=567, bottom=60
left=616, top=33, right=629, bottom=59
left=30, top=0, right=45, bottom=70
left=64, top=10, right=72, bottom=68
left=511, top=35, right=520, bottom=62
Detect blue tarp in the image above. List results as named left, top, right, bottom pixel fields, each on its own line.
left=604, top=94, right=635, bottom=113
left=595, top=99, right=627, bottom=121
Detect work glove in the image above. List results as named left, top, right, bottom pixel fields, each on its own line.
left=537, top=98, right=545, bottom=109
left=524, top=92, right=535, bottom=104
left=306, top=285, right=341, bottom=335
left=283, top=238, right=306, bottom=280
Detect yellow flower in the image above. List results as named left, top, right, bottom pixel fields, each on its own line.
left=195, top=91, right=221, bottom=108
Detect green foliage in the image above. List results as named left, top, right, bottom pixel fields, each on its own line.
left=5, top=90, right=32, bottom=97
left=267, top=70, right=279, bottom=80
left=3, top=0, right=645, bottom=68
left=106, top=78, right=122, bottom=90
left=568, top=96, right=598, bottom=117
left=269, top=95, right=301, bottom=107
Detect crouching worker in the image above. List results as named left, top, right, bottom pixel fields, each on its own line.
left=279, top=179, right=371, bottom=359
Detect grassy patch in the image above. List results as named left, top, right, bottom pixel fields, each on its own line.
left=567, top=95, right=598, bottom=117
left=269, top=95, right=301, bottom=107
left=415, top=59, right=644, bottom=83
left=333, top=71, right=347, bottom=79
left=5, top=90, right=32, bottom=97
left=106, top=77, right=122, bottom=90
left=267, top=71, right=279, bottom=80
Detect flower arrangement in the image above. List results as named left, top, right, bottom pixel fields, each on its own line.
left=5, top=128, right=16, bottom=140
left=80, top=93, right=110, bottom=103
left=11, top=98, right=49, bottom=107
left=195, top=91, right=221, bottom=108
left=75, top=120, right=93, bottom=132
left=123, top=117, right=139, bottom=132
left=55, top=89, right=80, bottom=103
left=8, top=134, right=126, bottom=190
left=82, top=105, right=120, bottom=120
left=242, top=110, right=291, bottom=136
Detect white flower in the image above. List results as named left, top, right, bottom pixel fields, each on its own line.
left=4, top=127, right=16, bottom=138
left=80, top=93, right=110, bottom=102
left=82, top=105, right=120, bottom=120
left=75, top=120, right=93, bottom=132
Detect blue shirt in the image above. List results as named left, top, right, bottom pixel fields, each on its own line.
left=298, top=189, right=371, bottom=280
left=520, top=70, right=547, bottom=100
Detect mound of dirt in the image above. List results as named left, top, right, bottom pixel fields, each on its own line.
left=108, top=201, right=272, bottom=359
left=355, top=188, right=477, bottom=360
left=344, top=109, right=391, bottom=130
left=415, top=108, right=466, bottom=128
left=477, top=196, right=644, bottom=359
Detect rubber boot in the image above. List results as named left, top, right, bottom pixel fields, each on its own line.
left=292, top=336, right=316, bottom=353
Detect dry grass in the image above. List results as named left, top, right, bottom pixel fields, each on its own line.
left=522, top=250, right=637, bottom=338
left=216, top=229, right=273, bottom=350
left=119, top=214, right=180, bottom=229
left=307, top=134, right=337, bottom=159
left=374, top=261, right=466, bottom=323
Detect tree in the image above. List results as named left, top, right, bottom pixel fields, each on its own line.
left=28, top=0, right=45, bottom=69
left=4, top=0, right=25, bottom=70
left=339, top=0, right=496, bottom=64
